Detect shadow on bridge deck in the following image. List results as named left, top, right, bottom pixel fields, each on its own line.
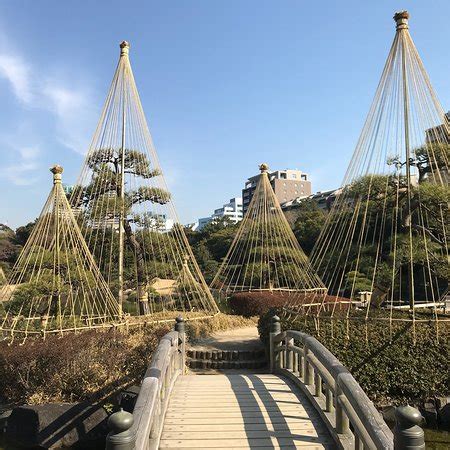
left=159, top=373, right=336, bottom=449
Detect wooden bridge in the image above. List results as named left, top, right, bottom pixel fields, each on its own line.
left=160, top=373, right=333, bottom=449
left=105, top=317, right=425, bottom=450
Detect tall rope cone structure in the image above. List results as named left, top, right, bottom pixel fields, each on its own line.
left=286, top=12, right=449, bottom=333
left=210, top=163, right=326, bottom=298
left=70, top=41, right=218, bottom=320
left=0, top=166, right=121, bottom=340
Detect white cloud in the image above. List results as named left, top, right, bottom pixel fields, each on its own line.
left=19, top=146, right=40, bottom=160
left=0, top=39, right=98, bottom=184
left=0, top=145, right=40, bottom=186
left=42, top=82, right=94, bottom=154
left=43, top=85, right=85, bottom=116
left=0, top=53, right=33, bottom=103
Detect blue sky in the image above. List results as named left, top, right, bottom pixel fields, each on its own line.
left=0, top=0, right=449, bottom=228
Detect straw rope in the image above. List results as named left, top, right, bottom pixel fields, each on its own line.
left=211, top=164, right=326, bottom=298
left=285, top=11, right=449, bottom=334
left=69, top=41, right=218, bottom=318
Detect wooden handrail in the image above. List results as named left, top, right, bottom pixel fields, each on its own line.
left=269, top=315, right=424, bottom=450
left=106, top=317, right=186, bottom=450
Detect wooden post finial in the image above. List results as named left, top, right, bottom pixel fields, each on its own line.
left=120, top=41, right=130, bottom=57
left=394, top=11, right=409, bottom=30
left=50, top=165, right=64, bottom=184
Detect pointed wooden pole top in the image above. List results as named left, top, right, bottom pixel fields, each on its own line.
left=50, top=165, right=63, bottom=184
left=120, top=41, right=130, bottom=57
left=259, top=163, right=269, bottom=173
left=394, top=11, right=409, bottom=30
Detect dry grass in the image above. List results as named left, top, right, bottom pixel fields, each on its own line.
left=186, top=313, right=257, bottom=342
left=0, top=313, right=256, bottom=405
left=0, top=324, right=170, bottom=405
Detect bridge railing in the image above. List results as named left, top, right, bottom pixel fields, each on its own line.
left=106, top=316, right=186, bottom=450
left=269, top=315, right=424, bottom=450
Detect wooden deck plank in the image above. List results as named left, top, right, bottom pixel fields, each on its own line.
left=159, top=437, right=331, bottom=448
left=162, top=423, right=326, bottom=431
left=168, top=400, right=308, bottom=407
left=161, top=430, right=323, bottom=439
left=164, top=413, right=321, bottom=426
left=163, top=414, right=313, bottom=421
left=163, top=447, right=329, bottom=450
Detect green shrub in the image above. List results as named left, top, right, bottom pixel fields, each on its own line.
left=258, top=309, right=449, bottom=406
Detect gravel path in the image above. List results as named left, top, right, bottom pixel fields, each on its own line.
left=189, top=326, right=263, bottom=351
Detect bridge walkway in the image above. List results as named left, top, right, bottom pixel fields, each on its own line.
left=159, top=373, right=335, bottom=449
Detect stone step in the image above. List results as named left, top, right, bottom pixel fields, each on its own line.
left=186, top=348, right=267, bottom=370
left=188, top=358, right=267, bottom=370
left=187, top=349, right=266, bottom=361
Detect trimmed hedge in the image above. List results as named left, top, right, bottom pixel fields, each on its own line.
left=259, top=308, right=450, bottom=406
left=230, top=290, right=349, bottom=317
left=229, top=291, right=288, bottom=317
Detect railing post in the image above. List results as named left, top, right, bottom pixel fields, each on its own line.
left=303, top=345, right=313, bottom=386
left=150, top=390, right=161, bottom=440
left=269, top=315, right=281, bottom=373
left=336, top=398, right=350, bottom=435
left=335, top=380, right=350, bottom=435
left=325, top=384, right=334, bottom=413
left=293, top=348, right=299, bottom=374
left=394, top=405, right=425, bottom=450
left=286, top=335, right=294, bottom=371
left=175, top=316, right=186, bottom=374
left=314, top=370, right=322, bottom=397
left=106, top=409, right=135, bottom=450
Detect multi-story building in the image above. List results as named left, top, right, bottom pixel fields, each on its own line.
left=281, top=188, right=341, bottom=225
left=195, top=197, right=243, bottom=231
left=211, top=197, right=243, bottom=224
left=286, top=189, right=342, bottom=211
left=242, top=168, right=311, bottom=215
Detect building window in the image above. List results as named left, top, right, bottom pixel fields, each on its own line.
left=281, top=173, right=287, bottom=179
left=301, top=174, right=307, bottom=180
left=295, top=190, right=298, bottom=194
left=292, top=174, right=297, bottom=179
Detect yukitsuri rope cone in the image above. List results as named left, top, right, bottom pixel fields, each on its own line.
left=0, top=166, right=121, bottom=341
left=285, top=12, right=449, bottom=337
left=210, top=163, right=326, bottom=301
left=70, top=41, right=218, bottom=321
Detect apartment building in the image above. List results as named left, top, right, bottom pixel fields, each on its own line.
left=195, top=197, right=243, bottom=231
left=242, top=168, right=311, bottom=215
